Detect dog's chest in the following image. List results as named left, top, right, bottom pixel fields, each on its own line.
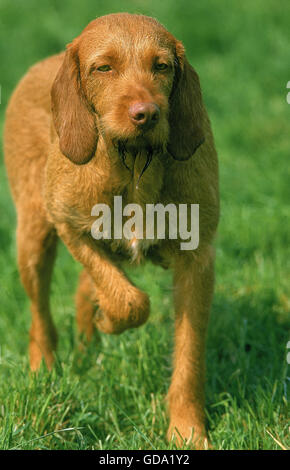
left=128, top=238, right=157, bottom=262
left=107, top=236, right=158, bottom=264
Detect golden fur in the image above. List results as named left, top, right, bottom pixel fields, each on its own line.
left=4, top=13, right=219, bottom=448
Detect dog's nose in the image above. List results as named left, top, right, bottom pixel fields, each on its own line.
left=129, top=102, right=160, bottom=130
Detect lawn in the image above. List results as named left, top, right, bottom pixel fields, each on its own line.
left=0, top=0, right=289, bottom=450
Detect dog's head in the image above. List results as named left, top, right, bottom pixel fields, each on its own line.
left=51, top=13, right=204, bottom=165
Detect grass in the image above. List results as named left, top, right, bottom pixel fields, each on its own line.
left=0, top=0, right=289, bottom=450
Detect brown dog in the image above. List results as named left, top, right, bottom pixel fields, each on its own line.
left=4, top=13, right=219, bottom=448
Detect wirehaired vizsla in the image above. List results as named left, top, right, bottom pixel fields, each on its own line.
left=4, top=13, right=219, bottom=448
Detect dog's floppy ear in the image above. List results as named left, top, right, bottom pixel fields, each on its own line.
left=51, top=42, right=98, bottom=164
left=167, top=42, right=204, bottom=161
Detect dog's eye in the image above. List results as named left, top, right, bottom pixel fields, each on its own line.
left=155, top=63, right=169, bottom=71
left=97, top=65, right=112, bottom=72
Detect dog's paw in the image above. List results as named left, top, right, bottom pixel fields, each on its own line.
left=95, top=289, right=150, bottom=334
left=29, top=324, right=58, bottom=371
left=167, top=421, right=210, bottom=450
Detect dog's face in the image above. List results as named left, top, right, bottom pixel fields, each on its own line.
left=51, top=14, right=204, bottom=165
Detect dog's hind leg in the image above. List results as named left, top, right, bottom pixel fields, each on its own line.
left=75, top=269, right=98, bottom=342
left=17, top=208, right=58, bottom=371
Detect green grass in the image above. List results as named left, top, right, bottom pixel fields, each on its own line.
left=0, top=0, right=289, bottom=450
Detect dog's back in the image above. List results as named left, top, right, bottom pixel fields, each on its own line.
left=4, top=53, right=63, bottom=203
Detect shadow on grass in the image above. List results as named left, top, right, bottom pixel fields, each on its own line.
left=205, top=289, right=289, bottom=435
left=208, top=289, right=289, bottom=389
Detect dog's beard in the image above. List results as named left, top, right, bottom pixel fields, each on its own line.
left=113, top=138, right=164, bottom=188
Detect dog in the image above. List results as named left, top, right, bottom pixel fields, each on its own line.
left=4, top=13, right=219, bottom=448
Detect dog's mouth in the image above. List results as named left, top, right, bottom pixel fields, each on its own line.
left=113, top=138, right=164, bottom=188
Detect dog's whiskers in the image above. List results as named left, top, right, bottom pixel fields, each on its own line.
left=136, top=147, right=153, bottom=189
left=114, top=140, right=163, bottom=189
left=115, top=139, right=132, bottom=173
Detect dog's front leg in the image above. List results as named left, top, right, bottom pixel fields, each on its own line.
left=167, top=249, right=214, bottom=449
left=56, top=223, right=150, bottom=334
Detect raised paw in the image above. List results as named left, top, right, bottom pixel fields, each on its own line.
left=95, top=289, right=150, bottom=334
